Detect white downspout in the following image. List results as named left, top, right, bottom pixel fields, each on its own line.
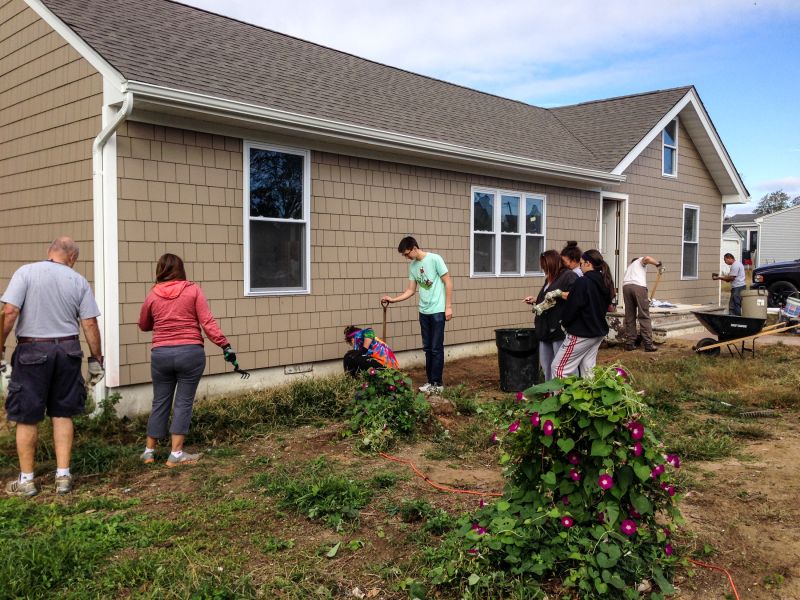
left=92, top=92, right=133, bottom=408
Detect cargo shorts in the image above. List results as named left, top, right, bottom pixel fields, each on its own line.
left=5, top=339, right=86, bottom=424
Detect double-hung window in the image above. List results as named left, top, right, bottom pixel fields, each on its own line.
left=244, top=141, right=311, bottom=295
left=681, top=204, right=699, bottom=279
left=662, top=118, right=678, bottom=177
left=471, top=187, right=545, bottom=276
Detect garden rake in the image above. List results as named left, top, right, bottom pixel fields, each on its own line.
left=223, top=346, right=250, bottom=379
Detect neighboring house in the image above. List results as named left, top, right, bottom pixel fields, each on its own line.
left=755, top=205, right=800, bottom=265
left=722, top=224, right=744, bottom=269
left=723, top=212, right=758, bottom=265
left=1, top=0, right=750, bottom=412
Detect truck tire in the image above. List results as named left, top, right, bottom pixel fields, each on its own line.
left=768, top=281, right=798, bottom=308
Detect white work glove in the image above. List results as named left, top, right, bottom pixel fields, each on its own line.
left=87, top=356, right=105, bottom=386
left=532, top=289, right=563, bottom=316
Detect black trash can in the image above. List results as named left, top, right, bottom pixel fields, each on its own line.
left=495, top=328, right=539, bottom=392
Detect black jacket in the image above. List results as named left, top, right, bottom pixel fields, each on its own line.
left=534, top=269, right=578, bottom=342
left=560, top=270, right=611, bottom=339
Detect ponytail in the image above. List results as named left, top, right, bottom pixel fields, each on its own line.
left=582, top=249, right=616, bottom=303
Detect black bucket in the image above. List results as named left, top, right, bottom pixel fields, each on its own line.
left=495, top=328, right=539, bottom=392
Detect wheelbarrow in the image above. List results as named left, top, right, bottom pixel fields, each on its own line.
left=692, top=311, right=800, bottom=357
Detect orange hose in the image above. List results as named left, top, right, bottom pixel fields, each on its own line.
left=688, top=558, right=740, bottom=600
left=379, top=452, right=503, bottom=497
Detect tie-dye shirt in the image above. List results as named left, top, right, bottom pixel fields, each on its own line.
left=349, top=328, right=399, bottom=369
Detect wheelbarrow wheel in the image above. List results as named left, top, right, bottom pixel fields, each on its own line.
left=694, top=337, right=720, bottom=356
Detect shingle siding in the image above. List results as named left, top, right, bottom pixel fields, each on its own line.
left=116, top=121, right=604, bottom=386
left=0, top=0, right=101, bottom=319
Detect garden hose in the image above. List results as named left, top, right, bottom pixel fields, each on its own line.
left=687, top=558, right=740, bottom=600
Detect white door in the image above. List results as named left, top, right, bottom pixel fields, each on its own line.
left=601, top=199, right=622, bottom=285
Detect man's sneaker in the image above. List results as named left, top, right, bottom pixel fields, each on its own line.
left=140, top=450, right=156, bottom=464
left=644, top=345, right=658, bottom=353
left=55, top=474, right=73, bottom=495
left=431, top=385, right=444, bottom=395
left=166, top=452, right=202, bottom=468
left=5, top=478, right=39, bottom=497
left=418, top=383, right=433, bottom=393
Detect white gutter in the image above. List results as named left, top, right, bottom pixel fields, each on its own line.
left=92, top=92, right=133, bottom=403
left=123, top=81, right=625, bottom=187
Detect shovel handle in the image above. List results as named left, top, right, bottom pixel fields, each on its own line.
left=381, top=299, right=390, bottom=341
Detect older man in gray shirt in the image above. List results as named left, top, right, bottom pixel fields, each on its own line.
left=1, top=237, right=104, bottom=497
left=714, top=253, right=746, bottom=316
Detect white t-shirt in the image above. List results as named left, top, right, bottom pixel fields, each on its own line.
left=623, top=257, right=648, bottom=287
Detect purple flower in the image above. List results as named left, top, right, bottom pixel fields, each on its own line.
left=598, top=473, right=614, bottom=491
left=627, top=421, right=645, bottom=440
left=566, top=451, right=581, bottom=465
left=663, top=527, right=671, bottom=538
left=490, top=432, right=498, bottom=443
left=508, top=420, right=520, bottom=433
left=388, top=385, right=396, bottom=391
left=369, top=368, right=376, bottom=376
left=666, top=453, right=681, bottom=469
left=468, top=548, right=478, bottom=555
left=471, top=523, right=487, bottom=535
left=620, top=519, right=638, bottom=536
left=530, top=412, right=540, bottom=427
left=479, top=499, right=486, bottom=508
left=615, top=367, right=629, bottom=380
left=561, top=495, right=570, bottom=506
left=654, top=463, right=665, bottom=476
left=632, top=442, right=643, bottom=457
left=665, top=485, right=676, bottom=497
left=628, top=507, right=641, bottom=519
left=597, top=512, right=606, bottom=524
left=561, top=516, right=574, bottom=528
left=516, top=392, right=524, bottom=402
left=569, top=469, right=581, bottom=482
left=542, top=420, right=555, bottom=436
left=665, top=543, right=674, bottom=556
left=361, top=382, right=368, bottom=389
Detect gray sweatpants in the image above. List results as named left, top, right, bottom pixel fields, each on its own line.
left=147, top=344, right=206, bottom=438
left=623, top=284, right=652, bottom=346
left=551, top=334, right=604, bottom=379
left=539, top=339, right=564, bottom=382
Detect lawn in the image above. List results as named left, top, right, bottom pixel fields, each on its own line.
left=1, top=340, right=799, bottom=599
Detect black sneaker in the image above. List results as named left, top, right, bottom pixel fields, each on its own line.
left=624, top=344, right=636, bottom=351
left=644, top=345, right=658, bottom=353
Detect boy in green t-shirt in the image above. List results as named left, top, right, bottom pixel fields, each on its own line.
left=382, top=237, right=453, bottom=393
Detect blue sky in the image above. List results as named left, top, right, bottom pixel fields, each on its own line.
left=184, top=0, right=800, bottom=214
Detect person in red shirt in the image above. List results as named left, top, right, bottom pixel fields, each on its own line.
left=138, top=254, right=235, bottom=467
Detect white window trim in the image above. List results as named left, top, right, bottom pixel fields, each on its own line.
left=681, top=203, right=700, bottom=280
left=469, top=185, right=546, bottom=277
left=243, top=141, right=312, bottom=296
left=662, top=117, right=679, bottom=178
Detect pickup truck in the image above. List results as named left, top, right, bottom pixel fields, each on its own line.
left=751, top=259, right=800, bottom=307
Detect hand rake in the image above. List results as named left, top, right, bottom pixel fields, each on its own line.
left=232, top=361, right=250, bottom=379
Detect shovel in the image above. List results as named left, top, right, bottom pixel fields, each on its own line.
left=0, top=308, right=6, bottom=375
left=381, top=299, right=390, bottom=341
left=649, top=266, right=666, bottom=305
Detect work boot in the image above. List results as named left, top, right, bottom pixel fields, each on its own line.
left=624, top=344, right=636, bottom=351
left=55, top=474, right=73, bottom=495
left=644, top=345, right=658, bottom=353
left=166, top=452, right=202, bottom=468
left=5, top=478, right=39, bottom=497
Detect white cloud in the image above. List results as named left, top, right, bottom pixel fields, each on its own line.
left=753, top=177, right=800, bottom=197
left=183, top=0, right=800, bottom=103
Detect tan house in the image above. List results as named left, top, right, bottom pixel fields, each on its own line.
left=1, top=0, right=749, bottom=412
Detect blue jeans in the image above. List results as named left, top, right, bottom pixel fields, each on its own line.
left=419, top=312, right=445, bottom=385
left=729, top=285, right=745, bottom=316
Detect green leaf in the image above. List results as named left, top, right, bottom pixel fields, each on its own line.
left=326, top=541, right=341, bottom=558
left=593, top=419, right=615, bottom=439
left=604, top=503, right=620, bottom=527
left=496, top=501, right=511, bottom=512
left=499, top=453, right=511, bottom=465
left=633, top=462, right=651, bottom=482
left=524, top=379, right=565, bottom=395
left=594, top=579, right=609, bottom=594
left=590, top=440, right=612, bottom=457
left=630, top=491, right=653, bottom=515
left=556, top=438, right=575, bottom=453
left=532, top=396, right=560, bottom=414
left=596, top=552, right=617, bottom=568
left=578, top=416, right=591, bottom=428
left=467, top=573, right=480, bottom=586
left=542, top=471, right=557, bottom=485
left=652, top=568, right=676, bottom=594
left=601, top=388, right=621, bottom=405
left=606, top=544, right=621, bottom=561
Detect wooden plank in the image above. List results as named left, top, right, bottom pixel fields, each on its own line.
left=695, top=322, right=800, bottom=352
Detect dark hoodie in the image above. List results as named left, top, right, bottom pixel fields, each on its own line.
left=560, top=270, right=611, bottom=338
left=534, top=268, right=578, bottom=342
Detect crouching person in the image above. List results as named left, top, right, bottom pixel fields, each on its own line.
left=2, top=237, right=104, bottom=497
left=343, top=325, right=399, bottom=377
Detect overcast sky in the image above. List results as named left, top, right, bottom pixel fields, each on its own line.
left=184, top=0, right=800, bottom=213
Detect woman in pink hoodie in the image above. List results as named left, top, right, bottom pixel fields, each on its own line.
left=138, top=254, right=235, bottom=467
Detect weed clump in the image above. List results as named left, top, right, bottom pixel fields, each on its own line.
left=345, top=368, right=430, bottom=451
left=426, top=366, right=683, bottom=599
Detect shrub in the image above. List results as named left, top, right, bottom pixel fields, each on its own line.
left=346, top=368, right=430, bottom=451
left=427, top=366, right=683, bottom=599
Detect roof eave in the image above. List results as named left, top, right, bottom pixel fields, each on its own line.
left=611, top=88, right=750, bottom=203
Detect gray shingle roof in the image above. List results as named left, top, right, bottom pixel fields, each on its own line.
left=551, top=87, right=692, bottom=171
left=724, top=213, right=758, bottom=224
left=41, top=0, right=691, bottom=173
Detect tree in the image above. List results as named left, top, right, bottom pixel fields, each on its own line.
left=792, top=195, right=800, bottom=207
left=754, top=190, right=790, bottom=215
